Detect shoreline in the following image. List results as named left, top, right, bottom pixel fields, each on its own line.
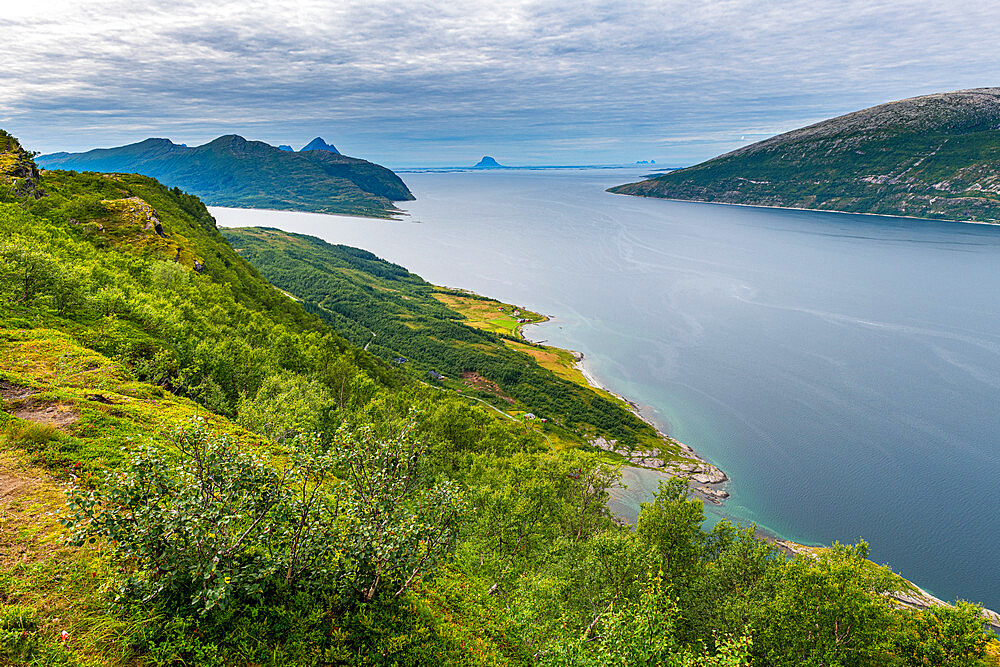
left=772, top=539, right=1000, bottom=633
left=521, top=316, right=1000, bottom=625
left=607, top=192, right=1000, bottom=228
left=519, top=319, right=730, bottom=504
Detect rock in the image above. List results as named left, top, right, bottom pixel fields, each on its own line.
left=0, top=133, right=45, bottom=199
left=666, top=461, right=728, bottom=483
left=193, top=260, right=205, bottom=273
left=299, top=137, right=340, bottom=154
left=697, top=486, right=730, bottom=504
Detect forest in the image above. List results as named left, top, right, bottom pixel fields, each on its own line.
left=1, top=128, right=997, bottom=665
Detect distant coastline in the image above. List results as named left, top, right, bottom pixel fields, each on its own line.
left=607, top=191, right=1000, bottom=227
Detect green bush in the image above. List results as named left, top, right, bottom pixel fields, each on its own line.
left=64, top=416, right=466, bottom=617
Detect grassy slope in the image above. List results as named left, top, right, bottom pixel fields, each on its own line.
left=0, top=328, right=266, bottom=664
left=222, top=226, right=696, bottom=461
left=37, top=135, right=414, bottom=219
left=611, top=88, right=1000, bottom=223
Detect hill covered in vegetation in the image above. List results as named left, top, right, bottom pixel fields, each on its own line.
left=221, top=226, right=723, bottom=479
left=611, top=88, right=1000, bottom=223
left=2, top=128, right=998, bottom=666
left=36, top=135, right=413, bottom=218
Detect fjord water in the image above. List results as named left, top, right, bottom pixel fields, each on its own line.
left=213, top=167, right=1000, bottom=609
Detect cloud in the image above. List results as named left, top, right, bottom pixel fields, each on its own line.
left=3, top=0, right=1000, bottom=164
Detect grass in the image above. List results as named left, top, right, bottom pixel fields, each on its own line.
left=0, top=327, right=270, bottom=473
left=0, top=444, right=125, bottom=666
left=431, top=290, right=544, bottom=337
left=428, top=291, right=691, bottom=460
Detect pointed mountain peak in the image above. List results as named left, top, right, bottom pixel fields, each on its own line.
left=300, top=137, right=340, bottom=154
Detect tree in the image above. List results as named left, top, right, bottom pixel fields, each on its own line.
left=540, top=574, right=752, bottom=667
left=636, top=477, right=707, bottom=583
left=751, top=542, right=905, bottom=666
left=335, top=417, right=467, bottom=603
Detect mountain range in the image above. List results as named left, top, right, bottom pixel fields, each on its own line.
left=37, top=134, right=412, bottom=218
left=611, top=87, right=1000, bottom=224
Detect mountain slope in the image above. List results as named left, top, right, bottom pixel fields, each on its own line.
left=37, top=134, right=413, bottom=218
left=611, top=87, right=1000, bottom=223
left=222, top=226, right=715, bottom=471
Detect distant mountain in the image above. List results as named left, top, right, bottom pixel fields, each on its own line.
left=300, top=137, right=340, bottom=154
left=38, top=134, right=413, bottom=218
left=277, top=145, right=293, bottom=151
left=474, top=156, right=503, bottom=168
left=610, top=88, right=1000, bottom=224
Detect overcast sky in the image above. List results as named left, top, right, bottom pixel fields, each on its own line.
left=3, top=0, right=1000, bottom=166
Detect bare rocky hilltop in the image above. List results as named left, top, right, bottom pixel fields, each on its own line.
left=611, top=87, right=1000, bottom=224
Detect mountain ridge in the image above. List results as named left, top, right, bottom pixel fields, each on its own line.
left=610, top=87, right=1000, bottom=224
left=37, top=134, right=413, bottom=218
left=299, top=136, right=340, bottom=153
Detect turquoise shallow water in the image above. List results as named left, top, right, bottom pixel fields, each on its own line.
left=213, top=166, right=1000, bottom=609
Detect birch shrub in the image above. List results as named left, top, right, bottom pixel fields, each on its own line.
left=63, top=416, right=465, bottom=615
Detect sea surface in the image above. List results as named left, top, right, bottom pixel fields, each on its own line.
left=212, top=166, right=1000, bottom=610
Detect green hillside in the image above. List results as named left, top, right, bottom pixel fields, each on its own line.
left=611, top=87, right=1000, bottom=223
left=222, top=226, right=696, bottom=459
left=36, top=135, right=414, bottom=218
left=2, top=129, right=997, bottom=666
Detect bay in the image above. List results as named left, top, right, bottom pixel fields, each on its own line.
left=212, top=166, right=1000, bottom=610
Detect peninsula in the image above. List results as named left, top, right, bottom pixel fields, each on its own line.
left=37, top=134, right=413, bottom=218
left=610, top=87, right=1000, bottom=224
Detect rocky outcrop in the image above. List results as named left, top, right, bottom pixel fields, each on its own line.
left=0, top=131, right=44, bottom=200
left=697, top=485, right=730, bottom=504
left=101, top=197, right=165, bottom=236
left=590, top=436, right=729, bottom=499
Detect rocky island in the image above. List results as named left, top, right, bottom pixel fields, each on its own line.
left=473, top=155, right=504, bottom=168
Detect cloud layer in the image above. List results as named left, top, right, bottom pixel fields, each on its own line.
left=4, top=0, right=1000, bottom=165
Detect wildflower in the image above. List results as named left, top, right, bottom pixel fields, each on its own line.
left=61, top=629, right=69, bottom=641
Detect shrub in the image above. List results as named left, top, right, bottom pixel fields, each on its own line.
left=63, top=415, right=466, bottom=616
left=64, top=419, right=296, bottom=614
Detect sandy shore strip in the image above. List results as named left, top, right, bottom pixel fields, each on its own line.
left=521, top=316, right=729, bottom=499
left=572, top=352, right=719, bottom=463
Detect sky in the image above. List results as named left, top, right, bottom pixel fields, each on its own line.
left=3, top=0, right=1000, bottom=167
